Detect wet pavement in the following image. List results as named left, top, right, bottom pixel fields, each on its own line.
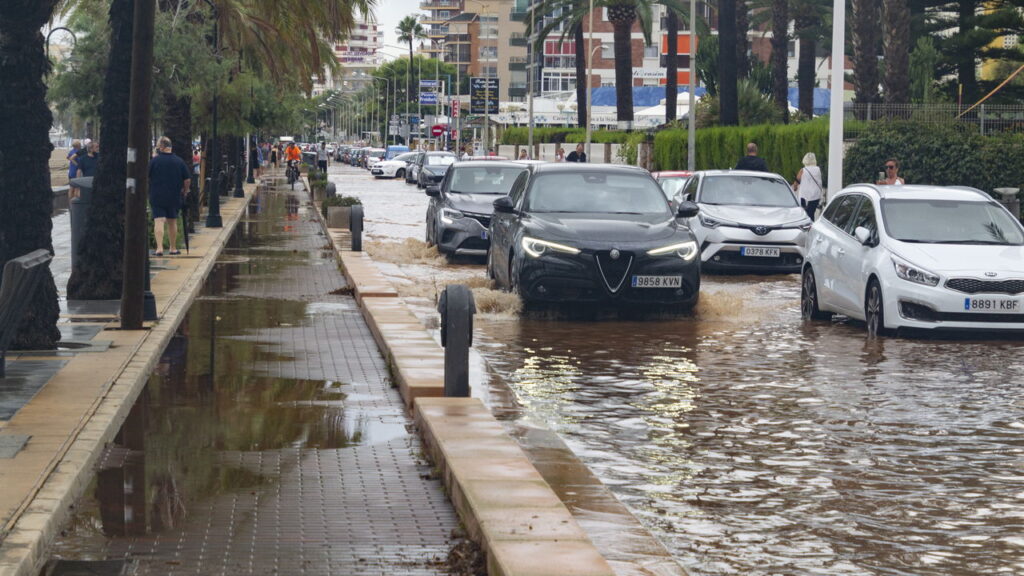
left=48, top=178, right=461, bottom=575
left=336, top=164, right=1024, bottom=576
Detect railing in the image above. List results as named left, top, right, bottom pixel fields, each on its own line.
left=420, top=0, right=461, bottom=9
left=844, top=103, right=1024, bottom=138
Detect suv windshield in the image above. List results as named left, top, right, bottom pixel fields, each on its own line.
left=700, top=175, right=797, bottom=207
left=449, top=166, right=527, bottom=194
left=882, top=199, right=1024, bottom=244
left=526, top=172, right=670, bottom=214
left=426, top=155, right=457, bottom=166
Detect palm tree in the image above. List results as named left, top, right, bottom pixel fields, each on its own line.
left=397, top=15, right=425, bottom=110
left=851, top=0, right=881, bottom=107
left=0, top=0, right=62, bottom=349
left=794, top=11, right=818, bottom=117
left=665, top=7, right=679, bottom=122
left=718, top=0, right=738, bottom=125
left=770, top=0, right=789, bottom=119
left=882, top=0, right=910, bottom=104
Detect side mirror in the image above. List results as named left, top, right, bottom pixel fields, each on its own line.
left=426, top=186, right=441, bottom=197
left=493, top=196, right=515, bottom=214
left=854, top=226, right=875, bottom=246
left=676, top=200, right=700, bottom=219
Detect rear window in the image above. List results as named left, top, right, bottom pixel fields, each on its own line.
left=449, top=166, right=528, bottom=194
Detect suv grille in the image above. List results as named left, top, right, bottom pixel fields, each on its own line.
left=945, top=278, right=1024, bottom=295
left=465, top=213, right=491, bottom=228
left=595, top=251, right=633, bottom=293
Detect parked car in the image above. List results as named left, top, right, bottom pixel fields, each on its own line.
left=425, top=161, right=529, bottom=257
left=348, top=147, right=367, bottom=167
left=371, top=151, right=418, bottom=179
left=679, top=170, right=811, bottom=273
left=651, top=170, right=693, bottom=204
left=385, top=145, right=410, bottom=159
left=417, top=152, right=458, bottom=188
left=801, top=184, right=1024, bottom=336
left=364, top=148, right=386, bottom=168
left=405, top=151, right=424, bottom=184
left=488, top=163, right=702, bottom=309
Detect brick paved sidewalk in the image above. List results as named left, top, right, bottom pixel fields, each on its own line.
left=47, top=179, right=461, bottom=575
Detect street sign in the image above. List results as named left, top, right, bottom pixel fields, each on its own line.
left=409, top=116, right=420, bottom=125
left=451, top=99, right=460, bottom=118
left=431, top=125, right=445, bottom=137
left=391, top=114, right=399, bottom=122
left=470, top=77, right=499, bottom=115
left=419, top=79, right=440, bottom=88
left=419, top=92, right=438, bottom=105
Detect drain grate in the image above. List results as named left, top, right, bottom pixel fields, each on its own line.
left=43, top=559, right=130, bottom=576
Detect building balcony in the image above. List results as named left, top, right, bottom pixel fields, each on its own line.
left=509, top=34, right=527, bottom=46
left=420, top=15, right=447, bottom=24
left=510, top=10, right=527, bottom=21
left=509, top=86, right=527, bottom=97
left=420, top=0, right=461, bottom=9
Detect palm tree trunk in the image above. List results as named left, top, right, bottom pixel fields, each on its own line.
left=718, top=0, right=739, bottom=125
left=0, top=0, right=62, bottom=349
left=796, top=14, right=816, bottom=117
left=770, top=0, right=789, bottom=120
left=956, top=0, right=978, bottom=104
left=612, top=19, right=635, bottom=124
left=66, top=0, right=134, bottom=300
left=666, top=9, right=679, bottom=123
left=883, top=0, right=910, bottom=104
left=575, top=21, right=587, bottom=128
left=851, top=0, right=881, bottom=108
left=735, top=0, right=750, bottom=80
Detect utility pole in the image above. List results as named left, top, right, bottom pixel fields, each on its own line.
left=121, top=0, right=156, bottom=329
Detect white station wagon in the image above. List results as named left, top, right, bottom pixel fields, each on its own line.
left=801, top=184, right=1024, bottom=335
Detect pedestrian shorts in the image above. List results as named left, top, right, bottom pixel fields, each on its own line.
left=151, top=201, right=180, bottom=220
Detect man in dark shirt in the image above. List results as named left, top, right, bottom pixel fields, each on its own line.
left=566, top=143, right=587, bottom=163
left=734, top=142, right=768, bottom=171
left=149, top=136, right=191, bottom=256
left=76, top=141, right=99, bottom=178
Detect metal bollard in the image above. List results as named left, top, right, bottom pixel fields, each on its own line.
left=350, top=204, right=364, bottom=252
left=994, top=188, right=1021, bottom=220
left=68, top=177, right=94, bottom=271
left=325, top=181, right=337, bottom=198
left=438, top=284, right=475, bottom=397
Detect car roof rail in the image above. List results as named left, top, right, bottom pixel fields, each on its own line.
left=946, top=185, right=992, bottom=199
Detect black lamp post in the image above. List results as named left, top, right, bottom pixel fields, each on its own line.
left=233, top=136, right=245, bottom=197
left=203, top=0, right=222, bottom=228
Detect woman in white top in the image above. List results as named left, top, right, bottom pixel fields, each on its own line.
left=793, top=152, right=824, bottom=220
left=876, top=158, right=905, bottom=185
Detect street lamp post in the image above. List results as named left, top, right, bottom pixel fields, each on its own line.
left=687, top=0, right=696, bottom=171
left=584, top=0, right=596, bottom=161
left=828, top=0, right=846, bottom=195
left=527, top=0, right=535, bottom=156
left=202, top=0, right=222, bottom=228
left=372, top=76, right=392, bottom=145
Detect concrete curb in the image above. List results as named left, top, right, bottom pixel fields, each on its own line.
left=0, top=189, right=254, bottom=576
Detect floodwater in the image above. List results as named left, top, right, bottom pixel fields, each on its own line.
left=48, top=179, right=459, bottom=575
left=344, top=165, right=1024, bottom=575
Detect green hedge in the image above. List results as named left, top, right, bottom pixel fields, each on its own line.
left=652, top=119, right=830, bottom=180
left=501, top=127, right=635, bottom=145
left=843, top=121, right=1024, bottom=193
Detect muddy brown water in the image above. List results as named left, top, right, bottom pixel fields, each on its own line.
left=346, top=166, right=1024, bottom=575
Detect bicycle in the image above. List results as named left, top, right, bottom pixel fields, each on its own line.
left=286, top=160, right=299, bottom=190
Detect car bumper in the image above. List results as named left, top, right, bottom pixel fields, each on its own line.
left=518, top=252, right=700, bottom=307
left=698, top=228, right=806, bottom=273
left=884, top=276, right=1024, bottom=331
left=438, top=216, right=491, bottom=256
left=421, top=173, right=444, bottom=184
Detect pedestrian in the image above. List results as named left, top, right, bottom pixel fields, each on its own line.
left=566, top=143, right=587, bottom=163
left=876, top=158, right=905, bottom=185
left=554, top=147, right=565, bottom=162
left=735, top=142, right=768, bottom=171
left=792, top=152, right=824, bottom=220
left=67, top=140, right=82, bottom=199
left=518, top=149, right=529, bottom=160
left=270, top=143, right=279, bottom=168
left=76, top=140, right=99, bottom=178
left=317, top=141, right=329, bottom=173
left=148, top=136, right=191, bottom=257
left=249, top=139, right=262, bottom=180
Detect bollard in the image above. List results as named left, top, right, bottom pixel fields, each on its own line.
left=325, top=181, right=337, bottom=198
left=350, top=204, right=364, bottom=252
left=994, top=188, right=1020, bottom=220
left=438, top=284, right=475, bottom=397
left=69, top=177, right=95, bottom=271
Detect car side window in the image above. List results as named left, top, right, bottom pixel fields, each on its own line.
left=848, top=197, right=877, bottom=235
left=509, top=171, right=530, bottom=209
left=823, top=194, right=861, bottom=234
left=684, top=175, right=700, bottom=202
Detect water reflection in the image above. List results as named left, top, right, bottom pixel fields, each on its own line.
left=477, top=293, right=1024, bottom=575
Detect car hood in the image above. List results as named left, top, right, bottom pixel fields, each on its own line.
left=890, top=242, right=1024, bottom=275
left=448, top=194, right=503, bottom=215
left=701, top=204, right=806, bottom=226
left=528, top=213, right=684, bottom=245
left=422, top=165, right=452, bottom=175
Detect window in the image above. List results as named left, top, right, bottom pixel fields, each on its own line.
left=601, top=45, right=613, bottom=59
left=644, top=45, right=659, bottom=58
left=542, top=71, right=576, bottom=92
left=543, top=55, right=575, bottom=68
left=823, top=194, right=861, bottom=234
left=479, top=46, right=498, bottom=60
left=849, top=199, right=877, bottom=236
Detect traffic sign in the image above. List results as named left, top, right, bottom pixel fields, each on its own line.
left=451, top=99, right=460, bottom=118
left=470, top=77, right=499, bottom=115
left=419, top=92, right=438, bottom=105
left=420, top=79, right=440, bottom=88
left=391, top=114, right=399, bottom=122
left=431, top=125, right=446, bottom=137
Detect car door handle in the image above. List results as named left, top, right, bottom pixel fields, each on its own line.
left=836, top=248, right=846, bottom=256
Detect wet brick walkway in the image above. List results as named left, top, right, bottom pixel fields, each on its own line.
left=49, top=181, right=460, bottom=575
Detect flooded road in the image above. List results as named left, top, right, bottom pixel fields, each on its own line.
left=49, top=180, right=460, bottom=575
left=343, top=165, right=1024, bottom=575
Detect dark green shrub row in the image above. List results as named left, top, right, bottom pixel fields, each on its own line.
left=843, top=121, right=1024, bottom=193
left=652, top=119, right=830, bottom=181
left=501, top=127, right=634, bottom=145
left=321, top=194, right=362, bottom=219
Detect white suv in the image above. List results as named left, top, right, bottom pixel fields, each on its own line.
left=801, top=184, right=1024, bottom=335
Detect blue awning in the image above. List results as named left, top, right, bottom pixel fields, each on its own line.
left=591, top=86, right=708, bottom=107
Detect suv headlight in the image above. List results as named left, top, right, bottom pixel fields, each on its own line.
left=441, top=207, right=464, bottom=224
left=780, top=218, right=813, bottom=231
left=647, top=240, right=698, bottom=261
left=892, top=255, right=939, bottom=286
left=698, top=213, right=737, bottom=229
left=521, top=236, right=580, bottom=258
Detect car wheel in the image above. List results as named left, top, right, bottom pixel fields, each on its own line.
left=865, top=278, right=886, bottom=337
left=396, top=168, right=405, bottom=178
left=801, top=267, right=831, bottom=321
left=507, top=256, right=522, bottom=296
left=485, top=249, right=496, bottom=280
left=425, top=220, right=434, bottom=246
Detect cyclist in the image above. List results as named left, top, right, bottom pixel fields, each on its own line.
left=284, top=141, right=302, bottom=184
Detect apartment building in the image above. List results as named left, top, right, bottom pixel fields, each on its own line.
left=312, top=14, right=385, bottom=96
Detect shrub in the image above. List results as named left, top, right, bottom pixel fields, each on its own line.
left=321, top=194, right=362, bottom=219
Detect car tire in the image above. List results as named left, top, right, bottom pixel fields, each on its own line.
left=485, top=250, right=495, bottom=280
left=865, top=278, right=886, bottom=337
left=396, top=168, right=405, bottom=178
left=801, top=267, right=831, bottom=321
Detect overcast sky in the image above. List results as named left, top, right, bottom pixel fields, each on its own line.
left=376, top=0, right=424, bottom=60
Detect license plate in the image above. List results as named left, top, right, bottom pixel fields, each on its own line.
left=964, top=297, right=1020, bottom=312
left=631, top=275, right=682, bottom=288
left=741, top=246, right=780, bottom=257
left=481, top=230, right=489, bottom=240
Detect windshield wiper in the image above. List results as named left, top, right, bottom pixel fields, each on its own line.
left=931, top=239, right=1010, bottom=245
